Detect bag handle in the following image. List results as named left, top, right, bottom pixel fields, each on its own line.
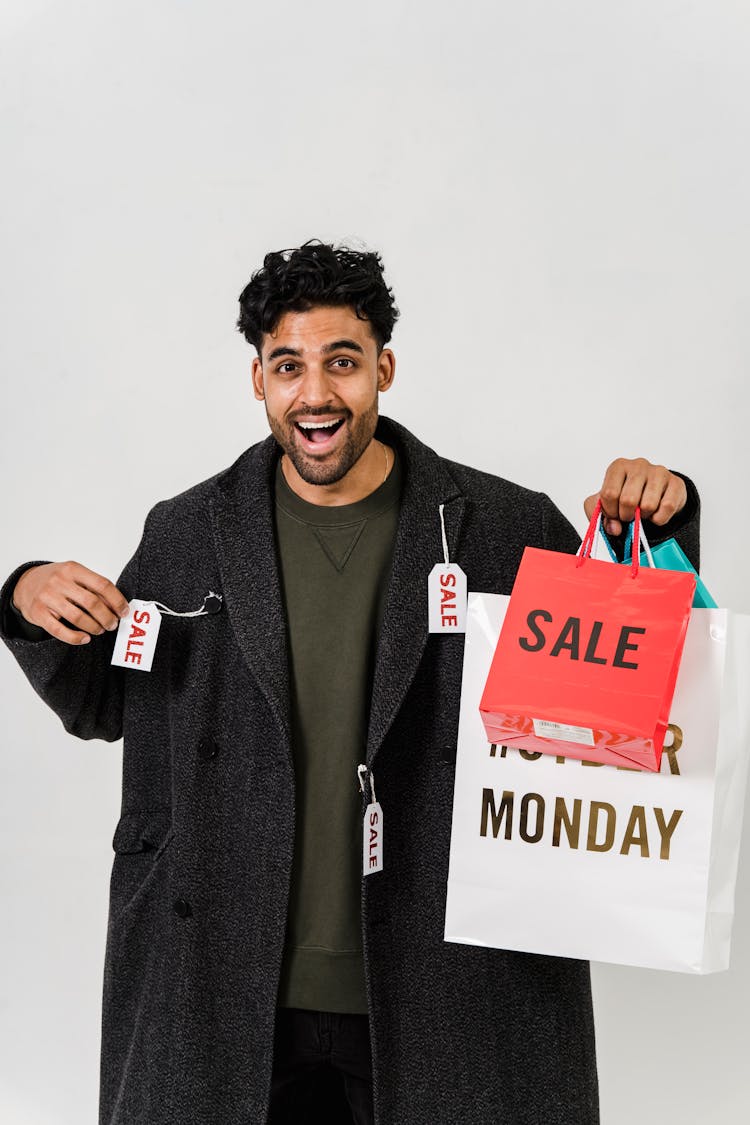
left=577, top=500, right=654, bottom=578
left=622, top=519, right=655, bottom=570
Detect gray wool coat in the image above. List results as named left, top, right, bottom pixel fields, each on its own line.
left=1, top=416, right=700, bottom=1125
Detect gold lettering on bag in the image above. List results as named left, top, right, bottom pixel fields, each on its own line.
left=552, top=798, right=582, bottom=848
left=620, top=805, right=649, bottom=858
left=478, top=787, right=683, bottom=860
left=662, top=725, right=683, bottom=776
left=480, top=789, right=513, bottom=839
left=519, top=793, right=545, bottom=842
left=654, top=808, right=683, bottom=860
left=587, top=802, right=616, bottom=852
left=488, top=744, right=566, bottom=764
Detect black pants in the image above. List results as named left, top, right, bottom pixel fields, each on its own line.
left=268, top=1008, right=374, bottom=1124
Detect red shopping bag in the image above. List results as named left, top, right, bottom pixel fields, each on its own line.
left=479, top=504, right=696, bottom=770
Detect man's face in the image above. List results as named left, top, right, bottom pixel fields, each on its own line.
left=251, top=305, right=395, bottom=487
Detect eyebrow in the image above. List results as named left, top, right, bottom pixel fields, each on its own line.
left=265, top=338, right=366, bottom=362
left=266, top=345, right=302, bottom=362
left=322, top=339, right=365, bottom=355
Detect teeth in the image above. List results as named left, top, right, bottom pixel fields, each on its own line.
left=298, top=419, right=341, bottom=430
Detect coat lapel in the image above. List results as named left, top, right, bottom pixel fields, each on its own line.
left=209, top=436, right=292, bottom=750
left=366, top=418, right=466, bottom=765
left=207, top=419, right=467, bottom=765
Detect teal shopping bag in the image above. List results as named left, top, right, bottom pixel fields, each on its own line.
left=612, top=526, right=717, bottom=609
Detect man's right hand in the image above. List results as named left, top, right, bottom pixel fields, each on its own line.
left=11, top=562, right=131, bottom=646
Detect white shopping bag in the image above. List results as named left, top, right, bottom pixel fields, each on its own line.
left=444, top=594, right=750, bottom=973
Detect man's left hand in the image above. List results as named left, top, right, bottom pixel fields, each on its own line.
left=583, top=458, right=687, bottom=537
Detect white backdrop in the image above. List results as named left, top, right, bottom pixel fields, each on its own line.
left=1, top=2, right=749, bottom=1122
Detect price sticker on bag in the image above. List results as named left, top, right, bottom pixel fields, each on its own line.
left=111, top=600, right=162, bottom=672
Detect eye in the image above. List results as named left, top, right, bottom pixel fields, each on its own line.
left=332, top=357, right=355, bottom=369
left=277, top=362, right=298, bottom=374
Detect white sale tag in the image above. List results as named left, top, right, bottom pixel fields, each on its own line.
left=111, top=600, right=162, bottom=672
left=428, top=563, right=467, bottom=633
left=363, top=802, right=383, bottom=875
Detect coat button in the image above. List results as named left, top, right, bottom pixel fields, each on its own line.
left=198, top=736, right=219, bottom=761
left=173, top=898, right=192, bottom=918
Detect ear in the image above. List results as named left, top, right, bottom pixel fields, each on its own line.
left=377, top=348, right=396, bottom=394
left=251, top=356, right=265, bottom=401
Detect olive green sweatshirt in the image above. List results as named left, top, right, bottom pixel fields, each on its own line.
left=274, top=451, right=402, bottom=1014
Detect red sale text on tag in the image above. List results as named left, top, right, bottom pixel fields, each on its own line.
left=428, top=563, right=467, bottom=633
left=111, top=600, right=162, bottom=672
left=363, top=802, right=384, bottom=875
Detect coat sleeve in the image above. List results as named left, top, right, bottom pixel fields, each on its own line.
left=0, top=518, right=150, bottom=743
left=641, top=471, right=700, bottom=571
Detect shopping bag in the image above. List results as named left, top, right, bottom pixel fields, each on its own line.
left=625, top=534, right=717, bottom=609
left=592, top=520, right=716, bottom=606
left=445, top=593, right=750, bottom=973
left=591, top=516, right=716, bottom=607
left=479, top=505, right=696, bottom=770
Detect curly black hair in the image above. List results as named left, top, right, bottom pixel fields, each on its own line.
left=237, top=240, right=399, bottom=353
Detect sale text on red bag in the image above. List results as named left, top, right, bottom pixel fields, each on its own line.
left=519, top=610, right=646, bottom=669
left=480, top=547, right=695, bottom=771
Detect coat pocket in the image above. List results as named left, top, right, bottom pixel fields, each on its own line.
left=102, top=808, right=185, bottom=1123
left=110, top=808, right=174, bottom=922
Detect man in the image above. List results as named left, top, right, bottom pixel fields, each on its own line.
left=1, top=241, right=699, bottom=1124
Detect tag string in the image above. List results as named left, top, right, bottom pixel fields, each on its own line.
left=150, top=591, right=223, bottom=618
left=357, top=764, right=376, bottom=805
left=438, top=504, right=450, bottom=567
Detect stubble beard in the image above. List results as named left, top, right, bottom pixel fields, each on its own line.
left=267, top=397, right=380, bottom=487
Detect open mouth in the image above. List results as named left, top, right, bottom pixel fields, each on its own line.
left=293, top=417, right=346, bottom=448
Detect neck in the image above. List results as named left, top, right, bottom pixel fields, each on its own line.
left=281, top=438, right=393, bottom=506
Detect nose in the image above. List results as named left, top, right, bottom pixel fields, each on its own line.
left=298, top=362, right=335, bottom=407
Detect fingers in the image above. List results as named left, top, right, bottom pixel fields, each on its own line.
left=61, top=562, right=131, bottom=621
left=599, top=459, right=652, bottom=524
left=583, top=492, right=622, bottom=538
left=584, top=459, right=687, bottom=535
left=46, top=591, right=116, bottom=636
left=598, top=459, right=680, bottom=524
left=35, top=609, right=94, bottom=646
left=12, top=561, right=131, bottom=646
left=644, top=473, right=687, bottom=526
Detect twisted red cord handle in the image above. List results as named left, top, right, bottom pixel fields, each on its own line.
left=576, top=499, right=642, bottom=579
